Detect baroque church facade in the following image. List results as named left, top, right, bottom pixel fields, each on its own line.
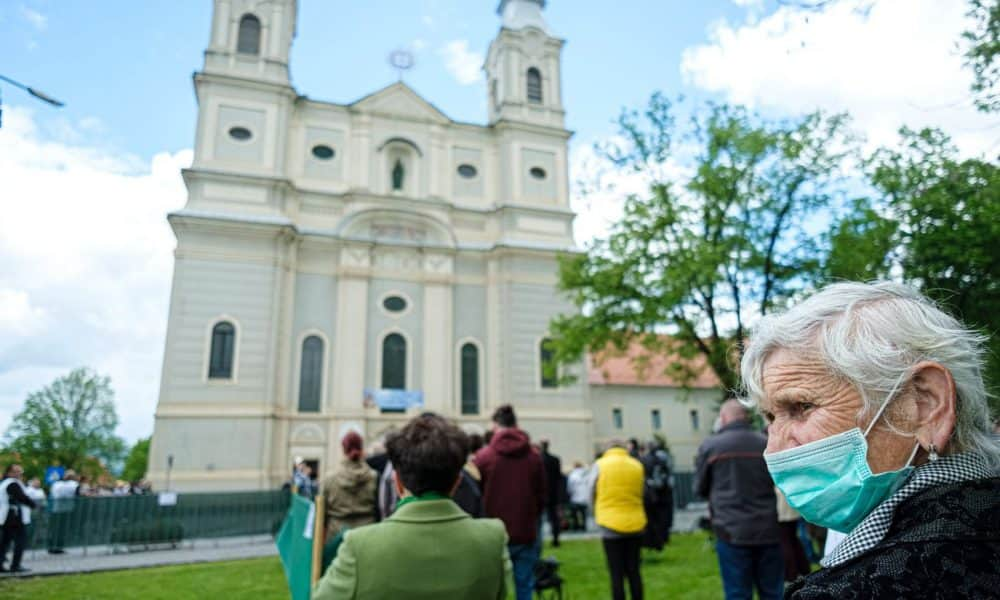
left=147, top=0, right=601, bottom=491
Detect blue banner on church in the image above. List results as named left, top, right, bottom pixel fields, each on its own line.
left=364, top=389, right=424, bottom=411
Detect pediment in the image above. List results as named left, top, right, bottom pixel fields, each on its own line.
left=350, top=82, right=451, bottom=125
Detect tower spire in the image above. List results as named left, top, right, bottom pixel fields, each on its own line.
left=496, top=0, right=550, bottom=34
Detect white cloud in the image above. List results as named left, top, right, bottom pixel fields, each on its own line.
left=0, top=107, right=189, bottom=443
left=439, top=40, right=484, bottom=86
left=681, top=0, right=998, bottom=156
left=21, top=5, right=46, bottom=31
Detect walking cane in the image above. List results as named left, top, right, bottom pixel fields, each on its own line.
left=311, top=494, right=325, bottom=587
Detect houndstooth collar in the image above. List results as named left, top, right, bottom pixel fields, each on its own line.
left=821, top=452, right=996, bottom=568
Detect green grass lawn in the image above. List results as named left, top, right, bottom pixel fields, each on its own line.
left=0, top=532, right=722, bottom=599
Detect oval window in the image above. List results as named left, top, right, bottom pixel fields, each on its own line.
left=312, top=144, right=335, bottom=160
left=228, top=126, right=252, bottom=141
left=529, top=167, right=547, bottom=180
left=383, top=296, right=407, bottom=313
left=457, top=164, right=478, bottom=179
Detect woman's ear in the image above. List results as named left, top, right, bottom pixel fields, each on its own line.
left=909, top=361, right=957, bottom=452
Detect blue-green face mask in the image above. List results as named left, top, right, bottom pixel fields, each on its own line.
left=764, top=396, right=919, bottom=533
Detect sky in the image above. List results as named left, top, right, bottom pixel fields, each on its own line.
left=0, top=0, right=996, bottom=444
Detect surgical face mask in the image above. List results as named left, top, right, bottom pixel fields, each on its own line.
left=764, top=392, right=919, bottom=533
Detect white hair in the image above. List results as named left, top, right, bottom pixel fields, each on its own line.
left=741, top=281, right=999, bottom=470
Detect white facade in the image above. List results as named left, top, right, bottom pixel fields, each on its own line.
left=148, top=0, right=605, bottom=492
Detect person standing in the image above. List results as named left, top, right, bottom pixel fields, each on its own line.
left=23, top=478, right=45, bottom=550
left=321, top=432, right=378, bottom=542
left=695, top=399, right=783, bottom=600
left=566, top=461, right=591, bottom=531
left=312, top=414, right=510, bottom=599
left=594, top=441, right=647, bottom=600
left=474, top=405, right=545, bottom=600
left=640, top=439, right=674, bottom=551
left=47, top=470, right=79, bottom=554
left=0, top=464, right=37, bottom=573
left=539, top=439, right=564, bottom=547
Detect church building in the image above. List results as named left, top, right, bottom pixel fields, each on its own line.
left=148, top=0, right=719, bottom=492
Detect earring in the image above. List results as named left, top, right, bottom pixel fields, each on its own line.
left=928, top=443, right=939, bottom=462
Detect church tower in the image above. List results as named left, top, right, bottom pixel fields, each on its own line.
left=486, top=0, right=565, bottom=129
left=203, top=0, right=296, bottom=85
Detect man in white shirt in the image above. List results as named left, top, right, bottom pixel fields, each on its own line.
left=0, top=464, right=37, bottom=573
left=566, top=461, right=594, bottom=531
left=47, top=470, right=79, bottom=554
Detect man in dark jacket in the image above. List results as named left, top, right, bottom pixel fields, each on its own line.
left=695, top=399, right=782, bottom=600
left=641, top=439, right=674, bottom=551
left=474, top=405, right=546, bottom=600
left=0, top=464, right=37, bottom=573
left=539, top=439, right=564, bottom=547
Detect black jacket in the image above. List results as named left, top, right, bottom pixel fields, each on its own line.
left=694, top=421, right=779, bottom=545
left=541, top=451, right=564, bottom=507
left=786, top=477, right=1000, bottom=599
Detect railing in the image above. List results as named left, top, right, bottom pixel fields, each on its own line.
left=672, top=471, right=704, bottom=509
left=28, top=489, right=290, bottom=551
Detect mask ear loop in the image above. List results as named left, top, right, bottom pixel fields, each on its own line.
left=863, top=370, right=912, bottom=438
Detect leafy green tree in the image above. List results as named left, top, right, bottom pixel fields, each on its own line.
left=821, top=197, right=897, bottom=282
left=964, top=0, right=1000, bottom=113
left=3, top=368, right=126, bottom=476
left=549, top=95, right=856, bottom=395
left=122, top=436, right=151, bottom=482
left=867, top=127, right=1000, bottom=412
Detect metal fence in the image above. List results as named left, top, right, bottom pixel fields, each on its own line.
left=28, top=489, right=290, bottom=551
left=672, top=471, right=704, bottom=508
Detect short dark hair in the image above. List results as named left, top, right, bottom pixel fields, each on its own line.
left=540, top=439, right=550, bottom=453
left=3, top=464, right=18, bottom=478
left=387, top=414, right=469, bottom=496
left=492, top=404, right=517, bottom=428
left=468, top=433, right=484, bottom=455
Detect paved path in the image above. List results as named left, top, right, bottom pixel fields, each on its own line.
left=3, top=505, right=709, bottom=578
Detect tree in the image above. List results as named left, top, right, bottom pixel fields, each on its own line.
left=549, top=95, right=856, bottom=396
left=3, top=368, right=126, bottom=477
left=122, top=437, right=151, bottom=482
left=821, top=197, right=897, bottom=282
left=866, top=127, right=1000, bottom=412
left=964, top=0, right=1000, bottom=113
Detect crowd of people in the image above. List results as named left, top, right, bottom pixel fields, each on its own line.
left=300, top=404, right=677, bottom=600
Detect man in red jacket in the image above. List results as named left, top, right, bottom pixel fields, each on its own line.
left=474, top=405, right=546, bottom=600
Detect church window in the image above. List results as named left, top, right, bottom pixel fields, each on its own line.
left=529, top=166, right=547, bottom=180
left=690, top=409, right=700, bottom=431
left=381, top=333, right=407, bottom=390
left=613, top=408, right=623, bottom=430
left=391, top=159, right=405, bottom=191
left=457, top=164, right=478, bottom=179
left=540, top=337, right=558, bottom=388
left=237, top=14, right=261, bottom=55
left=298, top=335, right=323, bottom=413
left=652, top=409, right=662, bottom=430
left=526, top=67, right=543, bottom=104
left=228, top=126, right=252, bottom=141
left=460, top=343, right=479, bottom=415
left=311, top=144, right=335, bottom=160
left=208, top=321, right=236, bottom=379
left=382, top=295, right=407, bottom=313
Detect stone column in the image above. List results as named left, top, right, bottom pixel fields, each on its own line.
left=332, top=245, right=371, bottom=413
left=422, top=252, right=454, bottom=413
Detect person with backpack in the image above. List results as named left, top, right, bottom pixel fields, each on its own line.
left=641, top=439, right=674, bottom=551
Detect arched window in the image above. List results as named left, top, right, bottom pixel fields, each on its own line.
left=391, top=159, right=405, bottom=191
left=526, top=67, right=543, bottom=104
left=540, top=337, right=557, bottom=388
left=460, top=343, right=479, bottom=415
left=298, top=336, right=324, bottom=412
left=381, top=333, right=406, bottom=390
left=237, top=14, right=261, bottom=55
left=208, top=322, right=236, bottom=379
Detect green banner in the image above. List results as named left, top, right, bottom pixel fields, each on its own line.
left=276, top=494, right=315, bottom=600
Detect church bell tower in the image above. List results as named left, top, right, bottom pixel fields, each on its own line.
left=486, top=0, right=566, bottom=129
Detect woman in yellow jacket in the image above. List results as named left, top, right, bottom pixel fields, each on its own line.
left=594, top=442, right=647, bottom=600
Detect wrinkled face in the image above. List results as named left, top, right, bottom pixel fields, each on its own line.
left=759, top=348, right=915, bottom=474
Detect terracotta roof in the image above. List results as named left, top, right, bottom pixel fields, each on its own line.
left=587, top=339, right=722, bottom=389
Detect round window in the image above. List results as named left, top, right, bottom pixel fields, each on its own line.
left=228, top=126, right=252, bottom=141
left=383, top=296, right=407, bottom=313
left=529, top=167, right=547, bottom=180
left=457, top=164, right=478, bottom=179
left=312, top=144, right=335, bottom=160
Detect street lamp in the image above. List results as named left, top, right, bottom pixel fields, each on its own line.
left=0, top=73, right=64, bottom=128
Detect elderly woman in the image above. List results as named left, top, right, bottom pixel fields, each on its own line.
left=742, top=281, right=1000, bottom=598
